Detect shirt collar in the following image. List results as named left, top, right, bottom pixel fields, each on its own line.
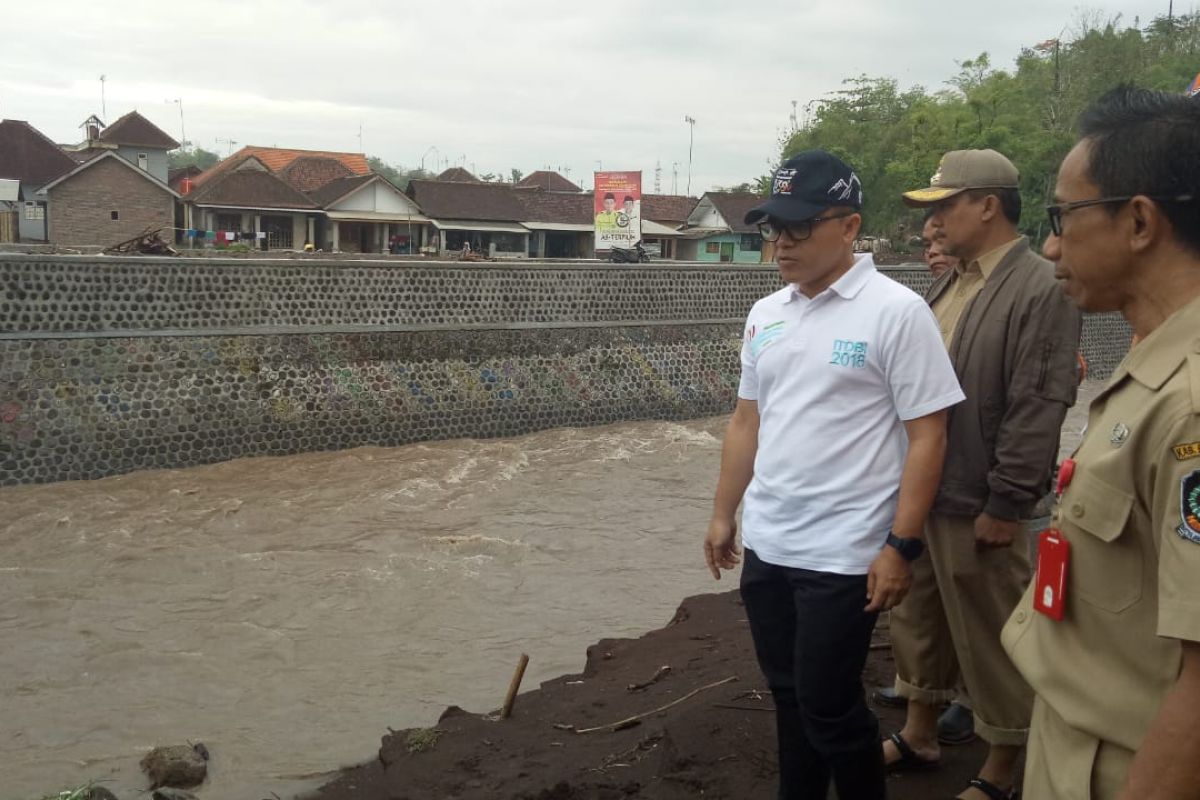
left=958, top=237, right=1021, bottom=281
left=783, top=253, right=876, bottom=304
left=1124, top=292, right=1200, bottom=390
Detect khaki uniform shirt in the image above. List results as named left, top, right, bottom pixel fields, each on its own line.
left=1002, top=292, right=1200, bottom=766
left=931, top=238, right=1019, bottom=347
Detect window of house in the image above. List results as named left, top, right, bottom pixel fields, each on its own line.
left=740, top=234, right=762, bottom=252
left=24, top=202, right=37, bottom=220
left=705, top=242, right=720, bottom=254
left=111, top=210, right=119, bottom=221
left=216, top=213, right=242, bottom=232
left=138, top=153, right=149, bottom=171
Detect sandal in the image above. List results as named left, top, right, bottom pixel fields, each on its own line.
left=883, top=731, right=940, bottom=771
left=955, top=776, right=1018, bottom=800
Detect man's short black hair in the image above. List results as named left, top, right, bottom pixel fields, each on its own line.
left=1077, top=85, right=1200, bottom=255
left=965, top=187, right=1022, bottom=226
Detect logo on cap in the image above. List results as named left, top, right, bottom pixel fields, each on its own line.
left=773, top=168, right=797, bottom=196
left=828, top=173, right=862, bottom=204
left=930, top=157, right=946, bottom=187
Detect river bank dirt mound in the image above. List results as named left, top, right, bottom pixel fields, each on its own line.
left=306, top=591, right=992, bottom=800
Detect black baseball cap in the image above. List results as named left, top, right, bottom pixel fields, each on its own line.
left=745, top=150, right=864, bottom=225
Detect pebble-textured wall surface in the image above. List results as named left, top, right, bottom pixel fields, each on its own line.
left=0, top=256, right=1131, bottom=486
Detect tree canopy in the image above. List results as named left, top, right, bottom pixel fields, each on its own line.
left=777, top=11, right=1200, bottom=240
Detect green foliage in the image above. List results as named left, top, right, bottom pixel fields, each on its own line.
left=404, top=727, right=442, bottom=754
left=168, top=146, right=219, bottom=171
left=367, top=156, right=432, bottom=190
left=776, top=11, right=1200, bottom=238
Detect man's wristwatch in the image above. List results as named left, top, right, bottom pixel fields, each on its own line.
left=885, top=532, right=925, bottom=561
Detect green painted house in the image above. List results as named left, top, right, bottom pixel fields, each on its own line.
left=676, top=191, right=766, bottom=264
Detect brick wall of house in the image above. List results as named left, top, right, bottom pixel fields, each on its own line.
left=47, top=157, right=174, bottom=246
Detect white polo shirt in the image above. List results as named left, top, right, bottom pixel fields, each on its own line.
left=738, top=254, right=964, bottom=575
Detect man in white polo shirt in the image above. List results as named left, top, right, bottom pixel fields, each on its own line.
left=704, top=150, right=964, bottom=800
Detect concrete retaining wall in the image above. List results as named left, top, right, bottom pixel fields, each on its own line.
left=0, top=255, right=1131, bottom=486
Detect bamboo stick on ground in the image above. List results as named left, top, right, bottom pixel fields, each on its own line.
left=500, top=653, right=530, bottom=719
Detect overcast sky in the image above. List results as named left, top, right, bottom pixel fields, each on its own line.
left=2, top=0, right=1184, bottom=193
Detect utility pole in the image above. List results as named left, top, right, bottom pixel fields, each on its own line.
left=684, top=115, right=696, bottom=196
left=790, top=100, right=798, bottom=134
left=99, top=75, right=107, bottom=121
left=168, top=98, right=185, bottom=148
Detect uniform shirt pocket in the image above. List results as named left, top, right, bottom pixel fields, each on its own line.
left=1063, top=471, right=1142, bottom=614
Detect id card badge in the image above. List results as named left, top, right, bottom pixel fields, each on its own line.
left=1033, top=528, right=1070, bottom=621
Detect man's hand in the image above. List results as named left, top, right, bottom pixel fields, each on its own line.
left=704, top=517, right=742, bottom=580
left=975, top=512, right=1019, bottom=550
left=865, top=546, right=912, bottom=612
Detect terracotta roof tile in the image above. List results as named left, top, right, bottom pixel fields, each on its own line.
left=279, top=156, right=354, bottom=193
left=307, top=174, right=379, bottom=207
left=408, top=179, right=524, bottom=221
left=99, top=111, right=179, bottom=150
left=516, top=189, right=591, bottom=224
left=186, top=168, right=318, bottom=210
left=705, top=192, right=766, bottom=234
left=515, top=170, right=582, bottom=192
left=435, top=167, right=480, bottom=183
left=642, top=194, right=697, bottom=224
left=0, top=119, right=78, bottom=186
left=193, top=146, right=369, bottom=189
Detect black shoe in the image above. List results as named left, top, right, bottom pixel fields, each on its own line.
left=870, top=686, right=906, bottom=709
left=936, top=702, right=976, bottom=745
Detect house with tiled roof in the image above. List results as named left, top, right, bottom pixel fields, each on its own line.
left=40, top=151, right=178, bottom=246
left=677, top=191, right=767, bottom=263
left=182, top=157, right=321, bottom=249
left=0, top=119, right=78, bottom=241
left=516, top=170, right=581, bottom=193
left=408, top=179, right=528, bottom=257
left=308, top=173, right=428, bottom=254
left=435, top=166, right=481, bottom=183
left=180, top=146, right=427, bottom=252
left=515, top=187, right=591, bottom=258
left=66, top=111, right=179, bottom=184
left=191, top=146, right=369, bottom=192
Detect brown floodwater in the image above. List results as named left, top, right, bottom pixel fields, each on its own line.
left=1, top=418, right=731, bottom=799
left=1, top=381, right=1100, bottom=800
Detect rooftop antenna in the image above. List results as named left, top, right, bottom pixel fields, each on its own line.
left=654, top=159, right=662, bottom=193
left=216, top=137, right=238, bottom=156
left=684, top=115, right=696, bottom=196
left=357, top=122, right=363, bottom=153
left=672, top=162, right=679, bottom=195
left=99, top=75, right=107, bottom=121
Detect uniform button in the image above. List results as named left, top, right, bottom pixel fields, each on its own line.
left=1071, top=503, right=1085, bottom=518
left=1016, top=611, right=1028, bottom=623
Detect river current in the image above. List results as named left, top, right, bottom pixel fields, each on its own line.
left=1, top=417, right=733, bottom=799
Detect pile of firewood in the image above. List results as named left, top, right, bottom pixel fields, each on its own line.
left=105, top=228, right=178, bottom=256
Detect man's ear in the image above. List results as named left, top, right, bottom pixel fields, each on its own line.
left=1127, top=195, right=1162, bottom=255
left=978, top=194, right=1000, bottom=224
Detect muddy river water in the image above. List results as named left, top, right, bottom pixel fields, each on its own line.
left=1, top=381, right=1098, bottom=799
left=1, top=417, right=734, bottom=799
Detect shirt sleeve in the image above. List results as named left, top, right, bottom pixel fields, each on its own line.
left=737, top=319, right=758, bottom=401
left=1155, top=409, right=1200, bottom=642
left=883, top=298, right=965, bottom=421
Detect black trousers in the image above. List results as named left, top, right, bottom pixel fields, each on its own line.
left=740, top=548, right=886, bottom=800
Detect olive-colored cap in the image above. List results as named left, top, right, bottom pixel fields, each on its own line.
left=901, top=149, right=1019, bottom=206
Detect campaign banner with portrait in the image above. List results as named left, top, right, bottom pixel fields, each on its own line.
left=593, top=172, right=642, bottom=251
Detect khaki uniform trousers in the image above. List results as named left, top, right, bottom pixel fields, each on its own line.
left=1024, top=695, right=1133, bottom=800
left=890, top=512, right=1034, bottom=745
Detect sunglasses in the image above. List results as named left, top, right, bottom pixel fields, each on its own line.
left=1045, top=194, right=1194, bottom=237
left=758, top=212, right=856, bottom=243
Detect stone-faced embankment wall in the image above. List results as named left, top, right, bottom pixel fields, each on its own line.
left=0, top=256, right=1130, bottom=485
